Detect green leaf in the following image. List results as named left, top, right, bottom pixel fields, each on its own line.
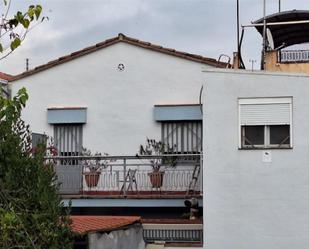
left=21, top=19, right=30, bottom=28
left=28, top=7, right=35, bottom=19
left=34, top=5, right=42, bottom=20
left=20, top=96, right=27, bottom=107
left=10, top=38, right=21, bottom=51
left=0, top=43, right=3, bottom=53
left=15, top=11, right=24, bottom=23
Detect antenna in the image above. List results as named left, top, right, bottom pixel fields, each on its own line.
left=26, top=58, right=29, bottom=71
left=266, top=28, right=275, bottom=50
left=236, top=0, right=240, bottom=68
left=261, top=0, right=267, bottom=70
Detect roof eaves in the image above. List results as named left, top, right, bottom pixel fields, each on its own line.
left=11, top=34, right=228, bottom=81
left=11, top=37, right=120, bottom=81
left=71, top=216, right=141, bottom=235
left=120, top=37, right=223, bottom=67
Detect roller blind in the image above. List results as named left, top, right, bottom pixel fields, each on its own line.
left=239, top=98, right=292, bottom=126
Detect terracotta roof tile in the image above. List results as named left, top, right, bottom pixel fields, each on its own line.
left=11, top=33, right=230, bottom=81
left=0, top=72, right=13, bottom=81
left=71, top=216, right=141, bottom=235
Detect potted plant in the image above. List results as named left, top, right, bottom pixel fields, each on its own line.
left=81, top=148, right=110, bottom=188
left=139, top=139, right=176, bottom=188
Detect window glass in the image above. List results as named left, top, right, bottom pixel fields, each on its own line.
left=269, top=125, right=290, bottom=145
left=243, top=126, right=264, bottom=146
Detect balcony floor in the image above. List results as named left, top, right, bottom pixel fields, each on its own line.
left=61, top=190, right=201, bottom=199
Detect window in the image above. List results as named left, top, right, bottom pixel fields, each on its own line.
left=161, top=121, right=202, bottom=153
left=54, top=124, right=83, bottom=164
left=32, top=133, right=47, bottom=149
left=239, top=97, right=292, bottom=149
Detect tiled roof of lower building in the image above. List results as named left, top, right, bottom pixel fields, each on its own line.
left=0, top=72, right=13, bottom=81
left=71, top=215, right=141, bottom=235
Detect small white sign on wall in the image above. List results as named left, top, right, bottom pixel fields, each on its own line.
left=262, top=150, right=272, bottom=163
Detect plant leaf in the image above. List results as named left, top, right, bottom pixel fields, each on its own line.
left=34, top=5, right=42, bottom=20
left=10, top=38, right=21, bottom=51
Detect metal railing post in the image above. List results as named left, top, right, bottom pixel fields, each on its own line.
left=123, top=158, right=127, bottom=196
left=200, top=154, right=203, bottom=195
left=81, top=165, right=84, bottom=195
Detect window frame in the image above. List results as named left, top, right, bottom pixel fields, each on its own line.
left=241, top=125, right=291, bottom=149
left=238, top=97, right=293, bottom=149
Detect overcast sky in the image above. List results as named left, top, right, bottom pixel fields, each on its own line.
left=1, top=0, right=309, bottom=74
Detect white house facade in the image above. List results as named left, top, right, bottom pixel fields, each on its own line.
left=203, top=69, right=309, bottom=249
left=9, top=34, right=227, bottom=248
left=10, top=33, right=221, bottom=155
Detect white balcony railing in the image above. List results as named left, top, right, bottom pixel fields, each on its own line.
left=46, top=154, right=202, bottom=198
left=279, top=50, right=309, bottom=63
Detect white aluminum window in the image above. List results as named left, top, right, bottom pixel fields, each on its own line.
left=239, top=97, right=292, bottom=149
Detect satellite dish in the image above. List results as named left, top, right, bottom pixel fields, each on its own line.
left=266, top=28, right=275, bottom=50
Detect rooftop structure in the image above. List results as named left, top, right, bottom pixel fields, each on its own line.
left=234, top=9, right=309, bottom=73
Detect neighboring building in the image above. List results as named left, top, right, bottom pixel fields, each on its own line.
left=0, top=71, right=12, bottom=98
left=234, top=10, right=309, bottom=74
left=202, top=68, right=309, bottom=249
left=255, top=10, right=309, bottom=73
left=71, top=216, right=144, bottom=249
left=9, top=33, right=227, bottom=248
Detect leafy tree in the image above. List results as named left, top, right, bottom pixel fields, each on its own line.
left=0, top=0, right=45, bottom=60
left=0, top=88, right=74, bottom=248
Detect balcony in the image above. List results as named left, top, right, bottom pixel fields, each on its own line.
left=264, top=50, right=309, bottom=73
left=278, top=50, right=309, bottom=63
left=47, top=154, right=202, bottom=199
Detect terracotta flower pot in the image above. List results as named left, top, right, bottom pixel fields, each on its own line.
left=84, top=171, right=100, bottom=188
left=148, top=171, right=164, bottom=188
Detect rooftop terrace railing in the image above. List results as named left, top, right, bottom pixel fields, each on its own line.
left=278, top=50, right=309, bottom=63
left=143, top=223, right=203, bottom=244
left=46, top=154, right=202, bottom=198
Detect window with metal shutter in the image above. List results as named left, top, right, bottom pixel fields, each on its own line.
left=161, top=121, right=202, bottom=153
left=54, top=124, right=83, bottom=156
left=239, top=97, right=292, bottom=149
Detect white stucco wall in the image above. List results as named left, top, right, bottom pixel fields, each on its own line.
left=88, top=225, right=145, bottom=249
left=203, top=69, right=309, bottom=249
left=10, top=42, right=210, bottom=155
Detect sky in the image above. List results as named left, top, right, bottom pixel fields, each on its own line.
left=1, top=0, right=309, bottom=75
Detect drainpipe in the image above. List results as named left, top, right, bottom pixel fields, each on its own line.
left=237, top=0, right=240, bottom=68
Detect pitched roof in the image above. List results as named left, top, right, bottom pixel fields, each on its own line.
left=71, top=216, right=141, bottom=235
left=0, top=72, right=13, bottom=81
left=12, top=33, right=229, bottom=81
